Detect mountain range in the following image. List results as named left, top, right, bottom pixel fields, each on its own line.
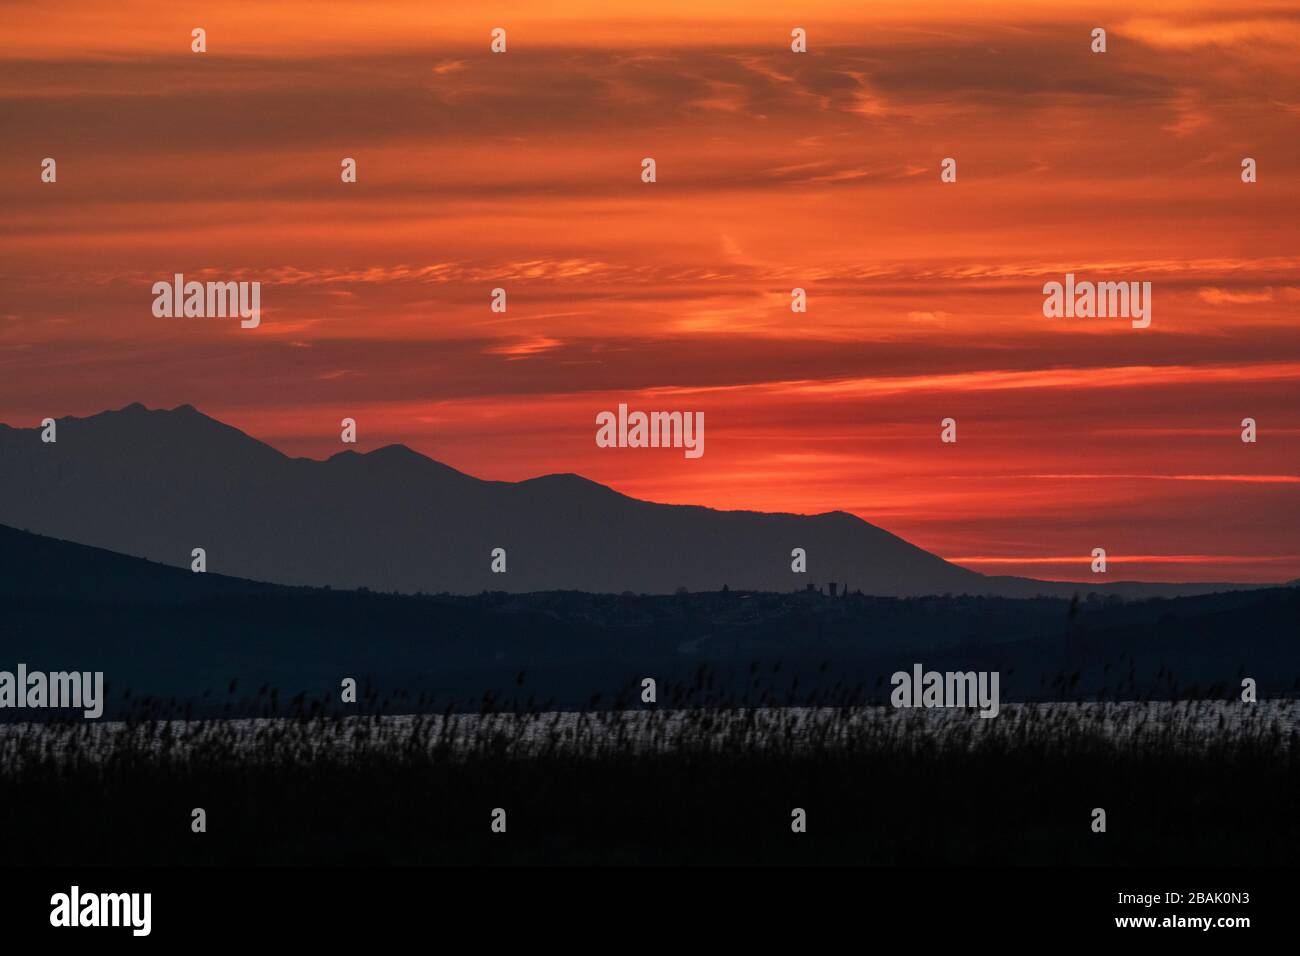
left=0, top=403, right=1267, bottom=598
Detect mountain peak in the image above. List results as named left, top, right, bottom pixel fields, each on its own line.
left=323, top=443, right=477, bottom=483
left=100, top=401, right=207, bottom=421
left=367, top=443, right=424, bottom=460
left=48, top=402, right=290, bottom=470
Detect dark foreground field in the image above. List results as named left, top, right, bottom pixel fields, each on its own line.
left=2, top=702, right=1297, bottom=866
left=2, top=528, right=1297, bottom=866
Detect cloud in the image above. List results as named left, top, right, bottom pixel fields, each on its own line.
left=1197, top=287, right=1275, bottom=305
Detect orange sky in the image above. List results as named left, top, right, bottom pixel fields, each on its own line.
left=1, top=1, right=1298, bottom=582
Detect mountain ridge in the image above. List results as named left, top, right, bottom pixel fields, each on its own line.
left=0, top=403, right=1267, bottom=599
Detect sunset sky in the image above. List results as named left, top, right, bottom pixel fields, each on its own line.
left=1, top=1, right=1297, bottom=582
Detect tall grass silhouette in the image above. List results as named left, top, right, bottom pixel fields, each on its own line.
left=1, top=681, right=1296, bottom=865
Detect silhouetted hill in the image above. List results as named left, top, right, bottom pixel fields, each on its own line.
left=0, top=524, right=1296, bottom=716
left=0, top=522, right=284, bottom=604
left=0, top=403, right=1266, bottom=598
